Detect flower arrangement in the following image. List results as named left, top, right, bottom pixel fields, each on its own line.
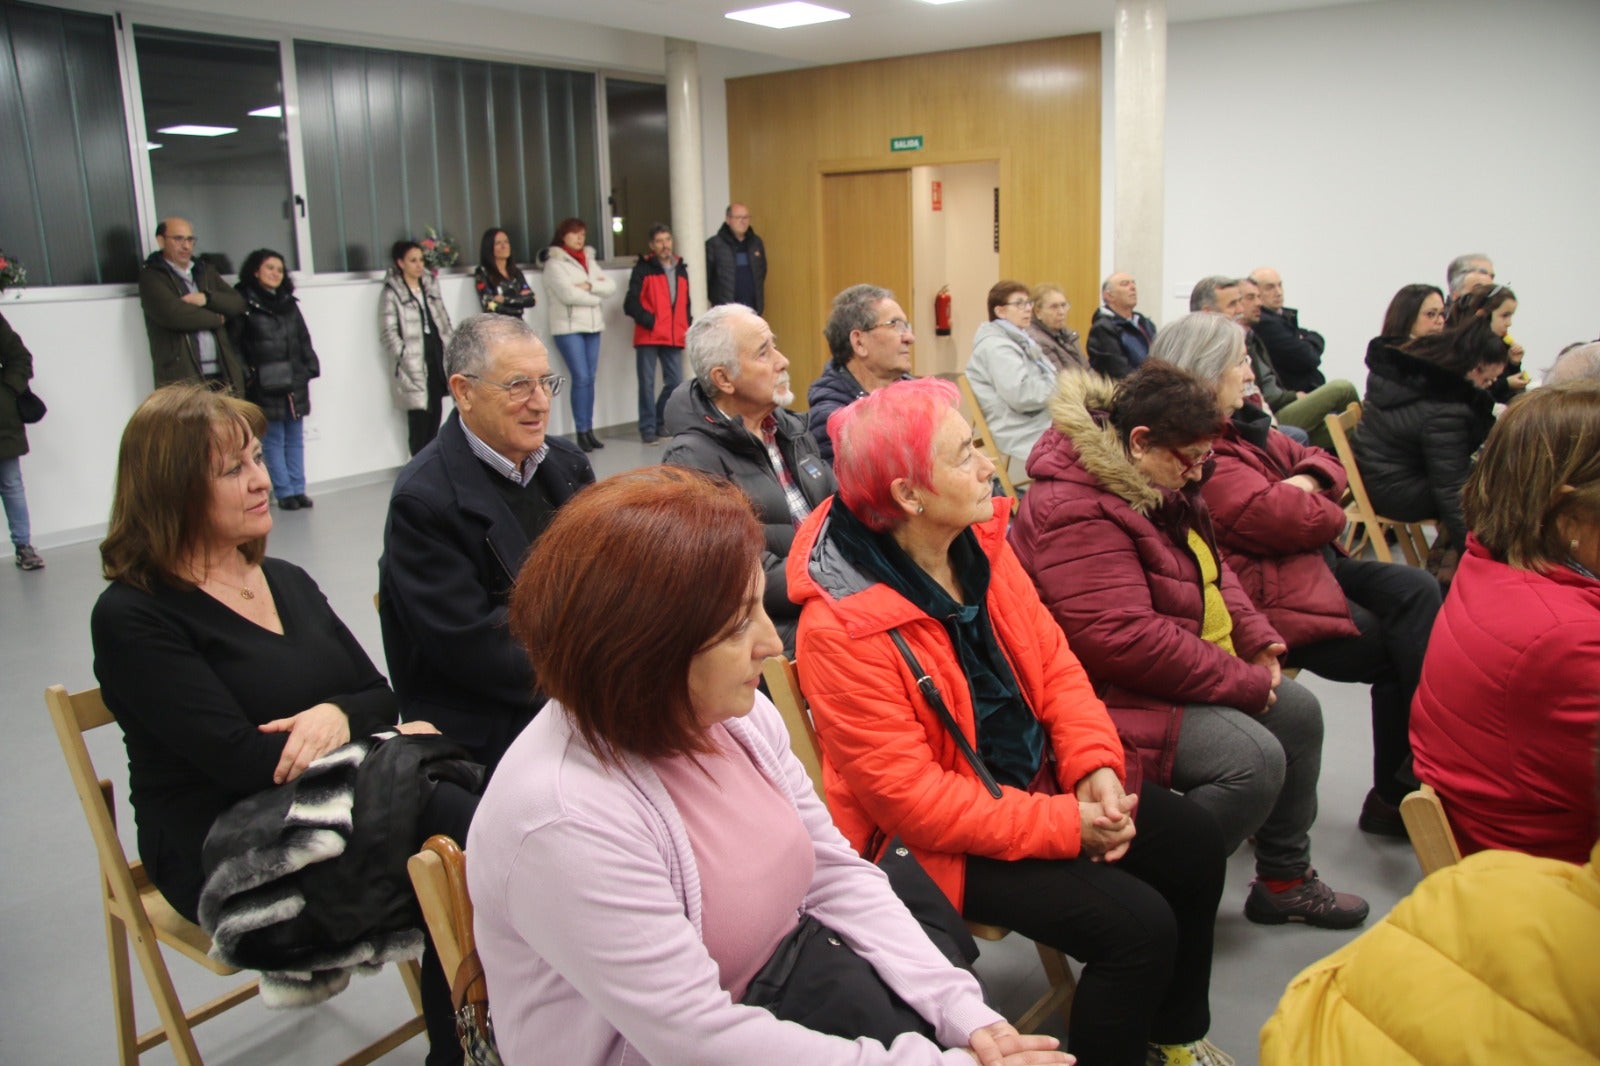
left=419, top=227, right=459, bottom=273
left=0, top=249, right=27, bottom=293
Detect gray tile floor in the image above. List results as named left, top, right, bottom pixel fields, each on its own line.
left=0, top=426, right=1422, bottom=1064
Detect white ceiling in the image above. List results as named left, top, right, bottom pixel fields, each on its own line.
left=440, top=0, right=1379, bottom=65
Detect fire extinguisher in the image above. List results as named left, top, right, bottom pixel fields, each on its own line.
left=934, top=286, right=952, bottom=337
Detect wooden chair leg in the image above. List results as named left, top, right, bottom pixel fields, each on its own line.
left=126, top=920, right=205, bottom=1065
left=105, top=901, right=139, bottom=1066
left=1368, top=522, right=1395, bottom=563
left=399, top=958, right=425, bottom=1015
left=1035, top=944, right=1076, bottom=1031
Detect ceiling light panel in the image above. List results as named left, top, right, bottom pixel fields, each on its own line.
left=156, top=124, right=237, bottom=137
left=726, top=2, right=850, bottom=29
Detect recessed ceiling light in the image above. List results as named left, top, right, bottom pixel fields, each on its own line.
left=156, top=124, right=237, bottom=137
left=726, top=2, right=849, bottom=29
left=146, top=142, right=163, bottom=150
left=917, top=0, right=969, bottom=4
left=248, top=105, right=283, bottom=118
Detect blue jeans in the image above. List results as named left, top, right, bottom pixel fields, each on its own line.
left=552, top=331, right=602, bottom=432
left=261, top=418, right=306, bottom=498
left=635, top=345, right=683, bottom=436
left=0, top=455, right=30, bottom=547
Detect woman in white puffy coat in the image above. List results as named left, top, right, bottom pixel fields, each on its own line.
left=542, top=218, right=617, bottom=452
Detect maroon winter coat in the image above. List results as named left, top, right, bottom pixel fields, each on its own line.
left=1011, top=372, right=1284, bottom=786
left=1200, top=410, right=1361, bottom=649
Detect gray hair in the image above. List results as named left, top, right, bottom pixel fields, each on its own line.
left=1150, top=311, right=1246, bottom=387
left=444, top=313, right=538, bottom=378
left=1545, top=342, right=1600, bottom=386
left=1189, top=275, right=1239, bottom=312
left=823, top=284, right=894, bottom=368
left=1447, top=253, right=1491, bottom=295
left=687, top=303, right=753, bottom=392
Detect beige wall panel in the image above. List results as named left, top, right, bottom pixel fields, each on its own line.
left=727, top=35, right=1101, bottom=384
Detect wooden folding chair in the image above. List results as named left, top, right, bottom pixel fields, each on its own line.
left=943, top=372, right=1025, bottom=502
left=761, top=658, right=1076, bottom=1034
left=1322, top=402, right=1434, bottom=565
left=1399, top=783, right=1463, bottom=877
left=407, top=835, right=474, bottom=997
left=46, top=683, right=427, bottom=1065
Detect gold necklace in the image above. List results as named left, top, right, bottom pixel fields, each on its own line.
left=204, top=570, right=258, bottom=600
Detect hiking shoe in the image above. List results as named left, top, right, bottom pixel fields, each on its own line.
left=1148, top=1039, right=1236, bottom=1066
left=14, top=544, right=44, bottom=570
left=1245, top=870, right=1369, bottom=929
left=1358, top=788, right=1409, bottom=839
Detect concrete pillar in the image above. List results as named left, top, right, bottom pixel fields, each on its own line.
left=1113, top=0, right=1167, bottom=325
left=666, top=38, right=709, bottom=317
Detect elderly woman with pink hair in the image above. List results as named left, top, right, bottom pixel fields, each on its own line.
left=788, top=378, right=1230, bottom=1066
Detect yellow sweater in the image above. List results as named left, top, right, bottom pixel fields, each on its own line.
left=1186, top=529, right=1235, bottom=656
left=1260, top=841, right=1600, bottom=1064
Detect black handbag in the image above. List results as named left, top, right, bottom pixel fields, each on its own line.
left=15, top=387, right=45, bottom=424
left=254, top=361, right=295, bottom=395
left=739, top=838, right=978, bottom=1046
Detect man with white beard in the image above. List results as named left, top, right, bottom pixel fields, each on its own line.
left=662, top=303, right=836, bottom=653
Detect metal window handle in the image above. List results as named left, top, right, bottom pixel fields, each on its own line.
left=294, top=194, right=306, bottom=218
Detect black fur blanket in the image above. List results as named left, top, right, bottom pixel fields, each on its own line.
left=198, top=731, right=481, bottom=1006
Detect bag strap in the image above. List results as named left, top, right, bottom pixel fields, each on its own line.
left=886, top=629, right=1002, bottom=798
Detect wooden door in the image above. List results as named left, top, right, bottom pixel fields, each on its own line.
left=815, top=169, right=912, bottom=403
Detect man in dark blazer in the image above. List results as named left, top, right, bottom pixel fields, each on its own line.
left=379, top=314, right=594, bottom=771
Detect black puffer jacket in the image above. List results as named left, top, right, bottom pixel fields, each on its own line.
left=0, top=312, right=34, bottom=461
left=662, top=381, right=836, bottom=651
left=1353, top=338, right=1495, bottom=547
left=230, top=281, right=320, bottom=421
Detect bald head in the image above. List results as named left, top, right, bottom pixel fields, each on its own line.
left=155, top=217, right=197, bottom=269
left=1545, top=342, right=1600, bottom=386
left=1249, top=267, right=1285, bottom=311
left=1101, top=272, right=1138, bottom=316
left=725, top=203, right=751, bottom=240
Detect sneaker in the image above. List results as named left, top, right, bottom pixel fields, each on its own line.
left=1244, top=870, right=1369, bottom=929
left=294, top=494, right=315, bottom=509
left=13, top=544, right=44, bottom=570
left=1148, top=1039, right=1236, bottom=1066
left=1358, top=788, right=1409, bottom=839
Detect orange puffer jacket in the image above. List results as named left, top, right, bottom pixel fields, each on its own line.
left=787, top=497, right=1126, bottom=910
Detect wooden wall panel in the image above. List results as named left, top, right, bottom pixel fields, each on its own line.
left=821, top=169, right=912, bottom=344
left=727, top=35, right=1101, bottom=394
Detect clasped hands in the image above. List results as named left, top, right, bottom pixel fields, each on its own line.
left=1075, top=766, right=1137, bottom=864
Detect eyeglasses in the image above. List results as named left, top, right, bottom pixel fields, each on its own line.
left=463, top=373, right=564, bottom=402
left=1004, top=299, right=1034, bottom=309
left=1167, top=445, right=1215, bottom=476
left=863, top=319, right=914, bottom=335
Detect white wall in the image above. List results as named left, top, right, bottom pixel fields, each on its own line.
left=2, top=267, right=635, bottom=546
left=1162, top=0, right=1600, bottom=387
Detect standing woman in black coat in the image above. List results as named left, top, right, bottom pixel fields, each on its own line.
left=472, top=227, right=536, bottom=318
left=1354, top=285, right=1511, bottom=582
left=232, top=248, right=319, bottom=510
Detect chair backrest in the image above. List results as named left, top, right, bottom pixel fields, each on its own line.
left=407, top=835, right=474, bottom=985
left=45, top=685, right=146, bottom=907
left=1400, top=783, right=1463, bottom=876
left=1323, top=402, right=1383, bottom=527
left=761, top=656, right=826, bottom=805
left=947, top=372, right=1021, bottom=500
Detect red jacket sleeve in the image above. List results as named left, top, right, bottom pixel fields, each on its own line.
left=1205, top=447, right=1348, bottom=558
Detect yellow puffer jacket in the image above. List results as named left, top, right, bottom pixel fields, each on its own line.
left=1260, top=841, right=1600, bottom=1064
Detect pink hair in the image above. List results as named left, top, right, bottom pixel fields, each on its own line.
left=828, top=377, right=960, bottom=532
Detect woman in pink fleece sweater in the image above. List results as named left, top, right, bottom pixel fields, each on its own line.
left=466, top=467, right=1071, bottom=1066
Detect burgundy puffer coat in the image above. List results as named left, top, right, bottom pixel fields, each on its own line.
left=1011, top=372, right=1284, bottom=786
left=1200, top=410, right=1360, bottom=649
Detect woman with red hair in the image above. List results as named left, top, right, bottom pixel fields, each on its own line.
left=789, top=378, right=1230, bottom=1066
left=466, top=466, right=1068, bottom=1066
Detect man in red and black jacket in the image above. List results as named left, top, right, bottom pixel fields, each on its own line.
left=623, top=224, right=691, bottom=443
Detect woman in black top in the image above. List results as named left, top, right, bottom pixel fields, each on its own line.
left=473, top=227, right=536, bottom=318
left=232, top=248, right=319, bottom=510
left=92, top=384, right=474, bottom=1065
left=1355, top=286, right=1511, bottom=582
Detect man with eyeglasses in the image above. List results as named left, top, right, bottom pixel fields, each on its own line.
left=138, top=217, right=247, bottom=393
left=379, top=314, right=594, bottom=771
left=807, top=284, right=916, bottom=462
left=1086, top=271, right=1158, bottom=379
left=705, top=202, right=767, bottom=314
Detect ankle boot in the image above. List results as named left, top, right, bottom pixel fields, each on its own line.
left=576, top=432, right=593, bottom=453
left=583, top=429, right=605, bottom=450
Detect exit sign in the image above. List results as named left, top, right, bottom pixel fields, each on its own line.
left=890, top=135, right=924, bottom=152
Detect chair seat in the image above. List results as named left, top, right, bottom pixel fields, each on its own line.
left=130, top=865, right=240, bottom=976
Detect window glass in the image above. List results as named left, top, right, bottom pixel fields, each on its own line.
left=0, top=1, right=140, bottom=286
left=133, top=25, right=299, bottom=275
left=295, top=42, right=602, bottom=274
left=605, top=78, right=669, bottom=259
